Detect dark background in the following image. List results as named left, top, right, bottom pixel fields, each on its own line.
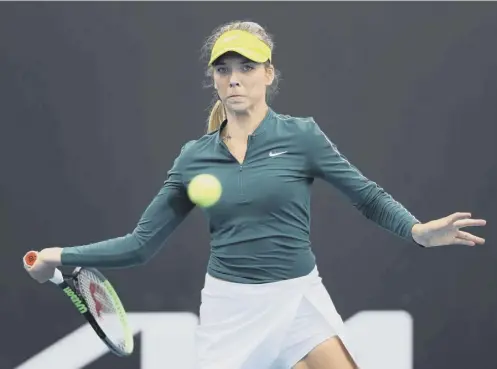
left=1, top=2, right=496, bottom=368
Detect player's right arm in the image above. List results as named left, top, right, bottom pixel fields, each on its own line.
left=32, top=142, right=196, bottom=274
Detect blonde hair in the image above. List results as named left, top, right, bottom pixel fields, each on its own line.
left=207, top=100, right=226, bottom=133
left=202, top=21, right=280, bottom=133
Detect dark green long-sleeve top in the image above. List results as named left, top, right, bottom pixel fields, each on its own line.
left=61, top=108, right=421, bottom=283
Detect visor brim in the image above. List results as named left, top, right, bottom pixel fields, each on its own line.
left=209, top=47, right=270, bottom=66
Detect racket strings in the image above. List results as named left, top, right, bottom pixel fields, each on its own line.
left=77, top=270, right=129, bottom=351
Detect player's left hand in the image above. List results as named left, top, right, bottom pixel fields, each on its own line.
left=412, top=212, right=486, bottom=247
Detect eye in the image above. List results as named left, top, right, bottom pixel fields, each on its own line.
left=216, top=66, right=228, bottom=74
left=242, top=64, right=255, bottom=72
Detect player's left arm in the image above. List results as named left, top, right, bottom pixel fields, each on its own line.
left=304, top=119, right=486, bottom=248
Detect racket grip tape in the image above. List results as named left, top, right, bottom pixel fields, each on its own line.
left=23, top=251, right=38, bottom=267
left=23, top=250, right=64, bottom=285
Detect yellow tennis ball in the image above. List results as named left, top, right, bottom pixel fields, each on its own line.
left=187, top=174, right=222, bottom=208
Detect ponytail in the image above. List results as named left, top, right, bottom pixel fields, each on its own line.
left=207, top=100, right=226, bottom=133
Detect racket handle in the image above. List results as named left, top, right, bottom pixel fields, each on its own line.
left=23, top=250, right=64, bottom=285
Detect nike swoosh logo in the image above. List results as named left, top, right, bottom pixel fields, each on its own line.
left=269, top=151, right=287, bottom=157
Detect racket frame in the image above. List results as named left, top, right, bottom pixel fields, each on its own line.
left=23, top=251, right=133, bottom=357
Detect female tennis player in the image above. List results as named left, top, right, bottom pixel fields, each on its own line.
left=25, top=21, right=486, bottom=369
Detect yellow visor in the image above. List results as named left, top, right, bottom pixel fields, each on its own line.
left=209, top=30, right=271, bottom=66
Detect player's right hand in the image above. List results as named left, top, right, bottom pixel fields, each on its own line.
left=24, top=248, right=63, bottom=283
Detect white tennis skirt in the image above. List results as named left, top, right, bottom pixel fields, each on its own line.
left=194, top=266, right=360, bottom=369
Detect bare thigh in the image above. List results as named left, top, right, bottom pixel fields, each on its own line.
left=292, top=336, right=358, bottom=369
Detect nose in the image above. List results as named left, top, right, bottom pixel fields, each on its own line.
left=229, top=72, right=241, bottom=88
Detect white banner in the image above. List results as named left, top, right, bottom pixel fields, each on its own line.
left=16, top=310, right=413, bottom=369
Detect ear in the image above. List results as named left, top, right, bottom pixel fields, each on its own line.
left=213, top=73, right=219, bottom=90
left=265, top=65, right=275, bottom=86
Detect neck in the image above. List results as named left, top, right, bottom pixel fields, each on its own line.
left=224, top=102, right=269, bottom=140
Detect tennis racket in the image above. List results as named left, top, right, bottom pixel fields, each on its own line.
left=23, top=250, right=134, bottom=357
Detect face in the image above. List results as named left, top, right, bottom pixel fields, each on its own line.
left=212, top=52, right=274, bottom=114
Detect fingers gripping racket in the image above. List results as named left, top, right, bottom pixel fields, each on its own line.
left=23, top=251, right=134, bottom=357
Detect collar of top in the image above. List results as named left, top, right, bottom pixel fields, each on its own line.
left=216, top=107, right=274, bottom=144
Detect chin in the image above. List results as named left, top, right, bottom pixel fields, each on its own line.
left=226, top=102, right=250, bottom=114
